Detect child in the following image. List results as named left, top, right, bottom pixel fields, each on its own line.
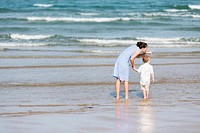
left=133, top=55, right=154, bottom=99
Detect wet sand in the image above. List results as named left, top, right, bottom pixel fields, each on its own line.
left=0, top=47, right=200, bottom=133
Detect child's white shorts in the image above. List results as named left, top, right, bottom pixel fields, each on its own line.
left=140, top=84, right=149, bottom=91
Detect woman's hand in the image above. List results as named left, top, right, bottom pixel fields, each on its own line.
left=132, top=67, right=138, bottom=73
left=146, top=51, right=152, bottom=55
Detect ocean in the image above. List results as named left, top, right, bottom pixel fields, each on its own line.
left=0, top=0, right=200, bottom=50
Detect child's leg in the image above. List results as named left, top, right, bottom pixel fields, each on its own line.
left=124, top=81, right=129, bottom=99
left=141, top=85, right=147, bottom=99
left=142, top=89, right=147, bottom=99
left=146, top=90, right=149, bottom=98
left=115, top=79, right=121, bottom=99
left=146, top=85, right=150, bottom=98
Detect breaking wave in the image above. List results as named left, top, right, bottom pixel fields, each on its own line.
left=0, top=34, right=199, bottom=47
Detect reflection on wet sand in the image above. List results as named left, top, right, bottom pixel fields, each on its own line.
left=115, top=99, right=154, bottom=133
left=115, top=100, right=129, bottom=118
left=115, top=100, right=130, bottom=133
left=139, top=100, right=154, bottom=133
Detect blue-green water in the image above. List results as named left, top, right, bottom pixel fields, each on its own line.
left=0, top=0, right=200, bottom=48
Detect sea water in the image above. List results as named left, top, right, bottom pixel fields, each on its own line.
left=0, top=0, right=200, bottom=51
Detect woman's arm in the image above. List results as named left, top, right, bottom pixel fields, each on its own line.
left=130, top=50, right=141, bottom=69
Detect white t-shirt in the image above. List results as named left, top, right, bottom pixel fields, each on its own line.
left=138, top=63, right=154, bottom=85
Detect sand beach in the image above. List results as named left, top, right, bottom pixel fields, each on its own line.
left=0, top=47, right=200, bottom=133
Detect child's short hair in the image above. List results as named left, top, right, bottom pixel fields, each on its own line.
left=142, top=55, right=150, bottom=63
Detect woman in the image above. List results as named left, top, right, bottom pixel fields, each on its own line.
left=113, top=42, right=149, bottom=100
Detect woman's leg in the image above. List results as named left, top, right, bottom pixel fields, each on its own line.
left=115, top=79, right=121, bottom=99
left=124, top=81, right=129, bottom=99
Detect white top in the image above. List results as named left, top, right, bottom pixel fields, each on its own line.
left=138, top=63, right=154, bottom=85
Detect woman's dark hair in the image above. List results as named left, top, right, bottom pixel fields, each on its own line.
left=136, top=42, right=148, bottom=49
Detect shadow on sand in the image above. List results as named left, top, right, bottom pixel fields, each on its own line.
left=111, top=90, right=143, bottom=99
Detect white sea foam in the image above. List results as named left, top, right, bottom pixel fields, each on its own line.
left=79, top=13, right=99, bottom=16
left=123, top=12, right=141, bottom=16
left=136, top=37, right=200, bottom=47
left=0, top=43, right=46, bottom=47
left=27, top=17, right=145, bottom=22
left=78, top=39, right=136, bottom=46
left=136, top=37, right=182, bottom=42
left=89, top=50, right=120, bottom=54
left=164, top=9, right=188, bottom=12
left=143, top=12, right=200, bottom=18
left=10, top=34, right=52, bottom=40
left=191, top=15, right=200, bottom=18
left=189, top=5, right=200, bottom=10
left=151, top=44, right=199, bottom=48
left=33, top=4, right=54, bottom=7
left=79, top=38, right=200, bottom=47
left=143, top=12, right=179, bottom=17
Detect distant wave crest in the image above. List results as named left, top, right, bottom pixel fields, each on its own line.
left=0, top=42, right=47, bottom=47
left=189, top=5, right=200, bottom=10
left=78, top=39, right=136, bottom=46
left=164, top=9, right=188, bottom=12
left=0, top=34, right=199, bottom=48
left=26, top=17, right=146, bottom=22
left=78, top=37, right=200, bottom=47
left=143, top=12, right=200, bottom=18
left=10, top=34, right=52, bottom=40
left=79, top=13, right=99, bottom=16
left=33, top=4, right=54, bottom=7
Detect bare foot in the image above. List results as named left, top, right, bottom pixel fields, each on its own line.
left=116, top=97, right=120, bottom=100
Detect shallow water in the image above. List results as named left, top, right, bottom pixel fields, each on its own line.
left=0, top=0, right=200, bottom=47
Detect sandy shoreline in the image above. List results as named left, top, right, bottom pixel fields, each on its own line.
left=0, top=47, right=200, bottom=133
left=1, top=107, right=200, bottom=132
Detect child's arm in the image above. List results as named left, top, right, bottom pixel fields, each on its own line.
left=133, top=66, right=142, bottom=73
